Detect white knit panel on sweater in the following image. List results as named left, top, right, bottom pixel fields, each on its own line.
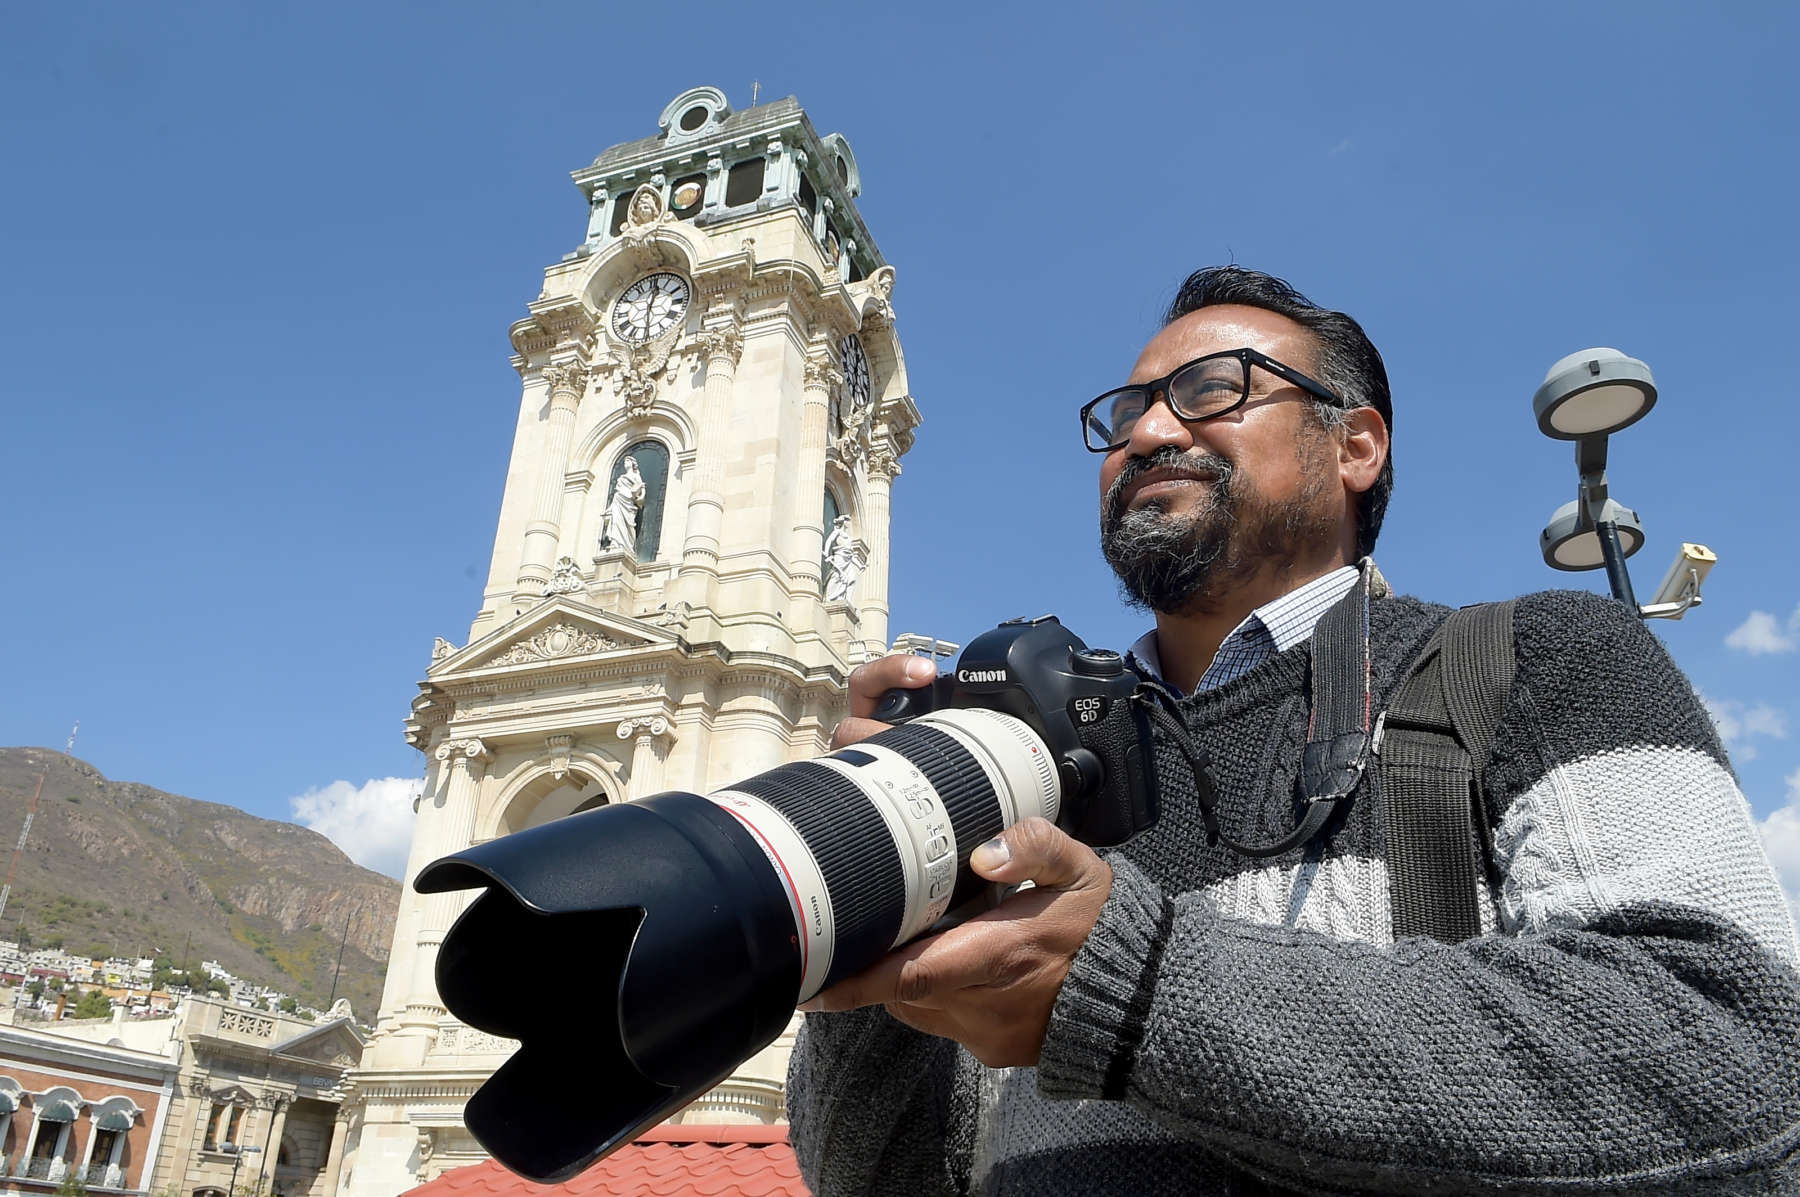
left=1493, top=744, right=1800, bottom=966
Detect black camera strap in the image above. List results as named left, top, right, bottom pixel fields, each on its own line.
left=1132, top=563, right=1374, bottom=859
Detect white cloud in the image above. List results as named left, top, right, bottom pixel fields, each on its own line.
left=1756, top=769, right=1800, bottom=927
left=1700, top=694, right=1789, bottom=763
left=290, top=777, right=421, bottom=879
left=1725, top=605, right=1800, bottom=656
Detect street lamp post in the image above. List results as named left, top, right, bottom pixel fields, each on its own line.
left=221, top=1143, right=261, bottom=1197
left=1533, top=348, right=1718, bottom=619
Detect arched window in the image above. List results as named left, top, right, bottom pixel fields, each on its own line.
left=601, top=441, right=669, bottom=562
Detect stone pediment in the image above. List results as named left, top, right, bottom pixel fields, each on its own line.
left=272, top=1019, right=365, bottom=1069
left=432, top=598, right=673, bottom=679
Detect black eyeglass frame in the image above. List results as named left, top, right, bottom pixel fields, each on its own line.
left=1078, top=347, right=1343, bottom=453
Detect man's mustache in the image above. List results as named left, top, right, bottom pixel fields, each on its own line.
left=1103, top=449, right=1234, bottom=527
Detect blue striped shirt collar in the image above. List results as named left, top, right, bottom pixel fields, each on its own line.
left=1126, top=565, right=1361, bottom=695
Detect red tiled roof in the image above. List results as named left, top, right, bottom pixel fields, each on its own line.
left=401, top=1125, right=810, bottom=1197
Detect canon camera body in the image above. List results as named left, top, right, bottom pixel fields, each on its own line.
left=415, top=615, right=1157, bottom=1182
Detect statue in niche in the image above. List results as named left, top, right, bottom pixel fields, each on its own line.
left=601, top=457, right=647, bottom=556
left=823, top=514, right=863, bottom=602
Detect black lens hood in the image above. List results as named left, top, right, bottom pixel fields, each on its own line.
left=417, top=792, right=801, bottom=1182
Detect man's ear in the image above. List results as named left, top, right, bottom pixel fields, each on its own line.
left=1337, top=406, right=1388, bottom=497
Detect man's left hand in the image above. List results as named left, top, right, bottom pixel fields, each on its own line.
left=798, top=817, right=1113, bottom=1069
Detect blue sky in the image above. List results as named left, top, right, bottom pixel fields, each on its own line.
left=3, top=3, right=1796, bottom=912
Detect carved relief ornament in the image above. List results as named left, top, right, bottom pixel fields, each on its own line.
left=546, top=734, right=574, bottom=780
left=434, top=738, right=489, bottom=764
left=604, top=338, right=680, bottom=418
left=695, top=325, right=744, bottom=368
left=866, top=444, right=902, bottom=481
left=616, top=716, right=671, bottom=740
left=489, top=622, right=618, bottom=666
left=544, top=556, right=584, bottom=595
left=804, top=354, right=845, bottom=393
left=541, top=363, right=590, bottom=403
left=617, top=183, right=674, bottom=245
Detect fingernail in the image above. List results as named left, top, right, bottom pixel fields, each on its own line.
left=906, top=658, right=936, bottom=681
left=973, top=835, right=1010, bottom=869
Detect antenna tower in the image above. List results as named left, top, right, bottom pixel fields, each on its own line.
left=0, top=723, right=78, bottom=927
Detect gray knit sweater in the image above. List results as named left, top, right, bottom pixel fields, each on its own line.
left=786, top=590, right=1800, bottom=1195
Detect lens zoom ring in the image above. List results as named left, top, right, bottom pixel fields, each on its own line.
left=868, top=722, right=1005, bottom=863
left=729, top=763, right=905, bottom=989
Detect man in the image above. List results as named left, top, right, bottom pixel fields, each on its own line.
left=786, top=267, right=1800, bottom=1195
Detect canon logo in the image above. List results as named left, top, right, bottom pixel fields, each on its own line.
left=957, top=667, right=1008, bottom=684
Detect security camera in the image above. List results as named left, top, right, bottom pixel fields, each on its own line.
left=1641, top=543, right=1717, bottom=619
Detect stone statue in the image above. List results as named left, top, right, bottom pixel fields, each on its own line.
left=823, top=514, right=862, bottom=602
left=601, top=457, right=647, bottom=556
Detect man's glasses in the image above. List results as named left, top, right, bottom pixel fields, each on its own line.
left=1079, top=347, right=1343, bottom=453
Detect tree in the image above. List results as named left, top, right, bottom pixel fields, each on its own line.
left=24, top=978, right=44, bottom=1001
left=278, top=997, right=297, bottom=1014
left=55, top=1166, right=89, bottom=1197
left=74, top=987, right=112, bottom=1019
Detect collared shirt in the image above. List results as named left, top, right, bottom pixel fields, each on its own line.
left=1126, top=565, right=1360, bottom=695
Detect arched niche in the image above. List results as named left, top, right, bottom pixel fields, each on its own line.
left=600, top=440, right=671, bottom=561
left=486, top=760, right=620, bottom=841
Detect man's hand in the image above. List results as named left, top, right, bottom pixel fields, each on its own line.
left=798, top=817, right=1113, bottom=1069
left=831, top=652, right=938, bottom=749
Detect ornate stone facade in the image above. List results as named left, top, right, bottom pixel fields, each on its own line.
left=345, top=86, right=917, bottom=1197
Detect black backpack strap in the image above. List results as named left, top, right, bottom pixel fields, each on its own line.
left=1378, top=600, right=1516, bottom=943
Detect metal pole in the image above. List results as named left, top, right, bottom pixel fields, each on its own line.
left=1595, top=520, right=1640, bottom=609
left=326, top=909, right=355, bottom=1011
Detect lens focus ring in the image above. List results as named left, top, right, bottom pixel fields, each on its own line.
left=728, top=763, right=906, bottom=990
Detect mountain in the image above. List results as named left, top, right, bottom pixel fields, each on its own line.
left=0, top=746, right=400, bottom=1021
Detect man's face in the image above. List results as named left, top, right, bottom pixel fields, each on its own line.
left=1098, top=304, right=1343, bottom=614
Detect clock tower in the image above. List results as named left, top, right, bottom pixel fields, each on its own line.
left=341, top=87, right=918, bottom=1195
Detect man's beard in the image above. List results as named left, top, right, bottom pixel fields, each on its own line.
left=1100, top=446, right=1334, bottom=615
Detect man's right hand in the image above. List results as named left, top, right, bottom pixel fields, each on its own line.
left=830, top=654, right=939, bottom=748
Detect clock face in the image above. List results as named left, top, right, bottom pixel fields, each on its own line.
left=840, top=334, right=871, bottom=413
left=612, top=273, right=691, bottom=342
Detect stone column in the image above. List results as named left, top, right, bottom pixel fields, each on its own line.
left=763, top=136, right=785, bottom=198
left=788, top=353, right=841, bottom=625
left=673, top=325, right=744, bottom=606
left=617, top=718, right=671, bottom=798
left=256, top=1098, right=288, bottom=1196
left=320, top=1113, right=351, bottom=1197
left=514, top=364, right=588, bottom=599
left=375, top=756, right=442, bottom=1030
left=702, top=153, right=725, bottom=214
left=857, top=446, right=901, bottom=659
left=77, top=1113, right=98, bottom=1177
left=584, top=188, right=609, bottom=245
left=401, top=738, right=487, bottom=1031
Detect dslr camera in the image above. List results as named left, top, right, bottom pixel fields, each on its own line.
left=417, top=614, right=1157, bottom=1181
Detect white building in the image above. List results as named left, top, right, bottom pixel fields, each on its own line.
left=340, top=86, right=915, bottom=1196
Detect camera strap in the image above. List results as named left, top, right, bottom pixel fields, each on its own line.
left=1132, top=563, right=1375, bottom=859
